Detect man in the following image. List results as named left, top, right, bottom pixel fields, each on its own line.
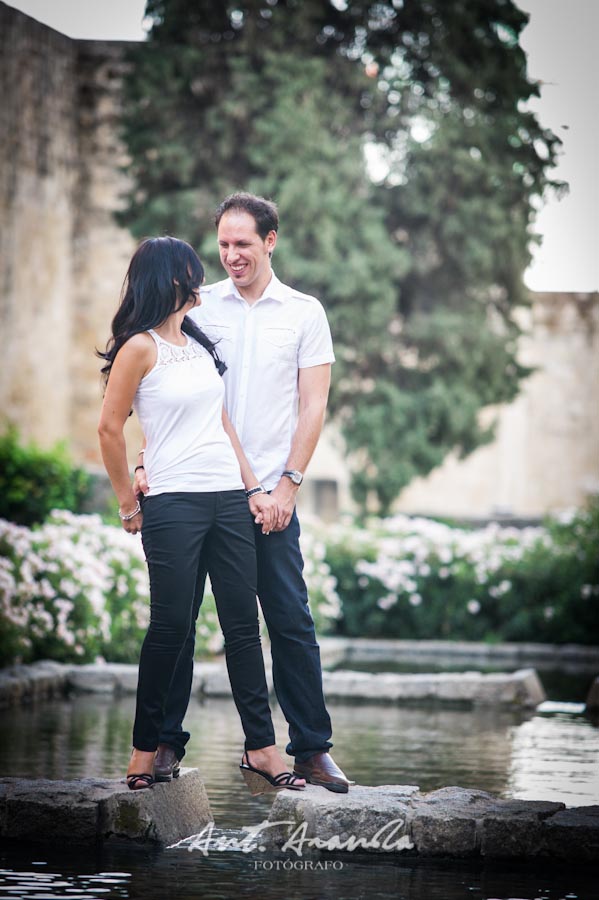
left=136, top=192, right=350, bottom=792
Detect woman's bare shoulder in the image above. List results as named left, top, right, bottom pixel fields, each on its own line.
left=118, top=331, right=155, bottom=358
left=113, top=331, right=156, bottom=377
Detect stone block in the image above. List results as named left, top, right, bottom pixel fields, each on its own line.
left=543, top=806, right=599, bottom=862
left=100, top=768, right=212, bottom=846
left=0, top=661, right=68, bottom=708
left=267, top=784, right=419, bottom=854
left=109, top=664, right=139, bottom=693
left=267, top=785, right=599, bottom=862
left=1, top=778, right=112, bottom=844
left=322, top=668, right=545, bottom=708
left=585, top=676, right=599, bottom=712
left=197, top=663, right=234, bottom=697
left=67, top=664, right=119, bottom=693
left=66, top=663, right=140, bottom=694
left=0, top=769, right=212, bottom=848
left=410, top=787, right=496, bottom=857
left=480, top=799, right=564, bottom=858
left=197, top=661, right=273, bottom=697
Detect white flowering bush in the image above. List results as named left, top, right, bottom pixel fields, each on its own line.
left=0, top=510, right=342, bottom=666
left=0, top=511, right=148, bottom=665
left=2, top=503, right=596, bottom=665
left=310, top=501, right=599, bottom=644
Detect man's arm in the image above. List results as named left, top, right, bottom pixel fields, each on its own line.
left=270, top=363, right=331, bottom=531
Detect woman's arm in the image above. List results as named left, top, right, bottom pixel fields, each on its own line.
left=98, top=334, right=154, bottom=533
left=221, top=408, right=279, bottom=534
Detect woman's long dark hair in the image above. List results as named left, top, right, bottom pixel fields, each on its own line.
left=97, top=236, right=226, bottom=384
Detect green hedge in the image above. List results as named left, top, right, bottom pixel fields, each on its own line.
left=0, top=428, right=90, bottom=527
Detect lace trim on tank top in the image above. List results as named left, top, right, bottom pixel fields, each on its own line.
left=149, top=330, right=208, bottom=367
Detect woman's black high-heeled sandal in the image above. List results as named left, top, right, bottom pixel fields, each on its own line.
left=240, top=752, right=306, bottom=796
left=126, top=773, right=155, bottom=791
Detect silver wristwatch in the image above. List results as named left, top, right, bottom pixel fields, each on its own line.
left=282, top=469, right=303, bottom=486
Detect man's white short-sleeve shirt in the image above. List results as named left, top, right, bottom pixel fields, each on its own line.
left=188, top=273, right=335, bottom=489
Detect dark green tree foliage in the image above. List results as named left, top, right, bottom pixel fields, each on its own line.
left=119, top=0, right=561, bottom=512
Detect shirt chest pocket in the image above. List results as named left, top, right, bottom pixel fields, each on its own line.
left=261, top=326, right=298, bottom=363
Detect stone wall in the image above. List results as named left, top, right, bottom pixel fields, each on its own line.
left=0, top=3, right=78, bottom=443
left=0, top=2, right=597, bottom=517
left=0, top=2, right=137, bottom=466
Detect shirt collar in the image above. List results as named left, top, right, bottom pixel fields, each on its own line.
left=221, top=271, right=288, bottom=304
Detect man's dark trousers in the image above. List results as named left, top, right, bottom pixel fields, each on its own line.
left=159, top=509, right=333, bottom=762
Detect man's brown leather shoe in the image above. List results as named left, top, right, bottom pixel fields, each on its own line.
left=293, top=752, right=352, bottom=793
left=154, top=743, right=181, bottom=782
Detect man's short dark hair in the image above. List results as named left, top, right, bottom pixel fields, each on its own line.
left=215, top=192, right=279, bottom=239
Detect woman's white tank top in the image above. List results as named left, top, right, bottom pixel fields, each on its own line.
left=133, top=330, right=243, bottom=495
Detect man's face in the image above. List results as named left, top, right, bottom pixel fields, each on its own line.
left=217, top=210, right=276, bottom=291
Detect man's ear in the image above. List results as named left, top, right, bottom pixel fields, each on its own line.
left=267, top=229, right=277, bottom=257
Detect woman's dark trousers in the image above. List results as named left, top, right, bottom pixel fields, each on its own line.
left=133, top=490, right=275, bottom=752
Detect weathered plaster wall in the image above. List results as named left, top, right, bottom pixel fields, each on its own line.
left=70, top=40, right=136, bottom=463
left=0, top=3, right=78, bottom=441
left=393, top=292, right=599, bottom=517
left=0, top=2, right=136, bottom=464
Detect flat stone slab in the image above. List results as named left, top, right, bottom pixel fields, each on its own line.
left=0, top=661, right=70, bottom=708
left=319, top=637, right=599, bottom=670
left=0, top=768, right=212, bottom=847
left=322, top=667, right=545, bottom=707
left=0, top=661, right=543, bottom=709
left=266, top=785, right=599, bottom=862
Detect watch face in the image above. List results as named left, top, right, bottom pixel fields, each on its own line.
left=285, top=470, right=303, bottom=485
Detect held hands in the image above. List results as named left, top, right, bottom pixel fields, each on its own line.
left=249, top=492, right=279, bottom=534
left=269, top=478, right=298, bottom=532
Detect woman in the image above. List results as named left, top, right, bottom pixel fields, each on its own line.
left=98, top=236, right=305, bottom=794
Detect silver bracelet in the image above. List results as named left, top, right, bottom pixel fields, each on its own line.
left=119, top=500, right=141, bottom=521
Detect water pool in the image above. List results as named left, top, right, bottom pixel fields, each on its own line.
left=0, top=692, right=597, bottom=900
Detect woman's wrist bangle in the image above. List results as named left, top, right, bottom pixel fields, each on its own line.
left=246, top=485, right=266, bottom=499
left=119, top=500, right=141, bottom=521
left=134, top=464, right=145, bottom=472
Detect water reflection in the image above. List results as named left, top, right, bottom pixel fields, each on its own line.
left=0, top=843, right=594, bottom=900
left=507, top=712, right=599, bottom=805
